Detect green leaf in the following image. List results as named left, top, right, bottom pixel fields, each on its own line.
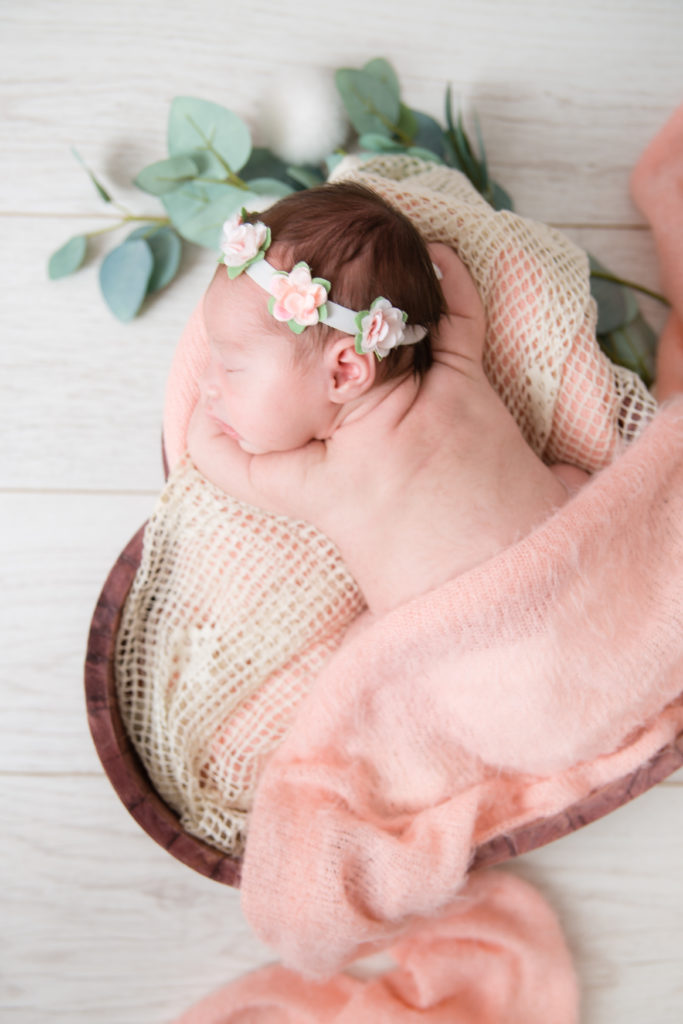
left=48, top=235, right=87, bottom=279
left=358, top=133, right=405, bottom=153
left=411, top=110, right=445, bottom=157
left=589, top=256, right=639, bottom=334
left=407, top=145, right=443, bottom=164
left=598, top=313, right=657, bottom=387
left=335, top=68, right=400, bottom=137
left=134, top=155, right=199, bottom=196
left=126, top=225, right=182, bottom=292
left=245, top=177, right=294, bottom=198
left=71, top=147, right=112, bottom=203
left=363, top=58, right=401, bottom=101
left=162, top=180, right=246, bottom=244
left=286, top=165, right=325, bottom=189
left=168, top=97, right=252, bottom=178
left=166, top=184, right=256, bottom=248
left=487, top=181, right=514, bottom=212
left=396, top=104, right=418, bottom=143
left=99, top=239, right=154, bottom=321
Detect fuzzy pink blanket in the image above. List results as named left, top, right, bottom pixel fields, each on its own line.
left=239, top=396, right=683, bottom=976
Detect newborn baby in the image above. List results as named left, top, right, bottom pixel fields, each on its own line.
left=188, top=182, right=588, bottom=615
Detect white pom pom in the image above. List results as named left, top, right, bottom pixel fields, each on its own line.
left=256, top=68, right=349, bottom=166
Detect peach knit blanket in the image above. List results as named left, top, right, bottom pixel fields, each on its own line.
left=239, top=396, right=683, bottom=976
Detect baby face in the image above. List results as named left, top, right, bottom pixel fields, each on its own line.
left=199, top=269, right=331, bottom=455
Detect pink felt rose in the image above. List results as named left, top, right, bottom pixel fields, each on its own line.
left=358, top=298, right=407, bottom=357
left=220, top=215, right=269, bottom=268
left=269, top=263, right=328, bottom=327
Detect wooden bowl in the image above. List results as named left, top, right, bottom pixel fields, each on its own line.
left=85, top=527, right=683, bottom=885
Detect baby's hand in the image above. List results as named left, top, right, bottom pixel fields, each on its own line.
left=428, top=242, right=486, bottom=365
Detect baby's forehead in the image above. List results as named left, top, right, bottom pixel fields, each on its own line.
left=205, top=266, right=278, bottom=340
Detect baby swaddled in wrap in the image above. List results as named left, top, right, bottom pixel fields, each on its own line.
left=116, top=154, right=660, bottom=865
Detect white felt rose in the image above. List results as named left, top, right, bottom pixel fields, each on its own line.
left=219, top=216, right=269, bottom=270
left=356, top=298, right=407, bottom=357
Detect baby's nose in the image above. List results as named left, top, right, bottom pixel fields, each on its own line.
left=204, top=384, right=220, bottom=399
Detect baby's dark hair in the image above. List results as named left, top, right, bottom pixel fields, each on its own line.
left=246, top=181, right=445, bottom=378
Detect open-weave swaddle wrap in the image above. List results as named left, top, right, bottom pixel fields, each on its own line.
left=115, top=455, right=365, bottom=856
left=125, top=155, right=657, bottom=859
left=330, top=155, right=656, bottom=468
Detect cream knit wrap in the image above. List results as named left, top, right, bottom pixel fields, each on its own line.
left=115, top=156, right=656, bottom=858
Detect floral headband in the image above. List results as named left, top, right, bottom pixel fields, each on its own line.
left=218, top=211, right=428, bottom=359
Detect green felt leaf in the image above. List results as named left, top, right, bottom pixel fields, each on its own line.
left=335, top=68, right=400, bottom=137
left=245, top=177, right=294, bottom=198
left=363, top=58, right=401, bottom=102
left=99, top=239, right=154, bottom=321
left=162, top=180, right=249, bottom=246
left=126, top=225, right=182, bottom=292
left=134, top=154, right=199, bottom=196
left=168, top=97, right=252, bottom=178
left=590, top=256, right=639, bottom=334
left=48, top=234, right=87, bottom=279
left=71, top=147, right=112, bottom=203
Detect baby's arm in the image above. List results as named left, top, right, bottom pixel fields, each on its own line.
left=187, top=402, right=325, bottom=520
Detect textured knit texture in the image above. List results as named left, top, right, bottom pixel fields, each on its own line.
left=173, top=872, right=578, bottom=1024
left=115, top=455, right=364, bottom=856
left=329, top=154, right=656, bottom=468
left=240, top=399, right=683, bottom=975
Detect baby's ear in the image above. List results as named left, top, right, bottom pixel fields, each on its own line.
left=325, top=336, right=376, bottom=403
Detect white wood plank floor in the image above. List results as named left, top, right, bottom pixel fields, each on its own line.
left=2, top=2, right=682, bottom=1020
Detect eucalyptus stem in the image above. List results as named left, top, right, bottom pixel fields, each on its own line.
left=85, top=214, right=171, bottom=239
left=590, top=269, right=669, bottom=306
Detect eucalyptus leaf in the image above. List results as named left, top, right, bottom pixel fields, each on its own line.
left=396, top=104, right=418, bottom=143
left=99, top=239, right=154, bottom=321
left=407, top=145, right=443, bottom=164
left=363, top=58, right=401, bottom=102
left=335, top=68, right=400, bottom=137
left=168, top=96, right=252, bottom=179
left=358, top=133, right=405, bottom=153
left=126, top=225, right=182, bottom=292
left=241, top=147, right=292, bottom=184
left=590, top=256, right=639, bottom=334
left=162, top=180, right=248, bottom=244
left=286, top=165, right=325, bottom=189
left=171, top=186, right=257, bottom=248
left=134, top=155, right=199, bottom=196
left=487, top=181, right=514, bottom=212
left=598, top=313, right=657, bottom=387
left=411, top=110, right=445, bottom=157
left=71, top=147, right=112, bottom=203
left=245, top=177, right=294, bottom=198
left=48, top=234, right=87, bottom=279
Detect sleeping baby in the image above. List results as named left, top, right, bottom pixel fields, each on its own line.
left=188, top=182, right=589, bottom=616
